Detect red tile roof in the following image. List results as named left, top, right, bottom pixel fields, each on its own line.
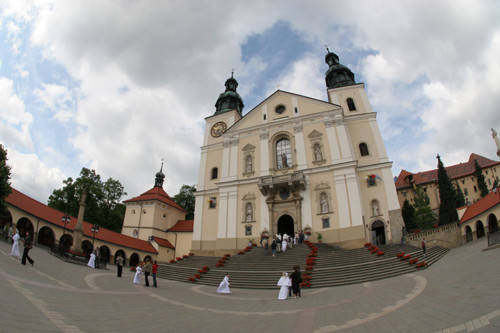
left=459, top=187, right=500, bottom=224
left=152, top=236, right=174, bottom=249
left=168, top=220, right=194, bottom=232
left=123, top=186, right=186, bottom=213
left=6, top=187, right=158, bottom=254
left=396, top=153, right=500, bottom=189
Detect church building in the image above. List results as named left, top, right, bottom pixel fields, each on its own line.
left=191, top=49, right=403, bottom=256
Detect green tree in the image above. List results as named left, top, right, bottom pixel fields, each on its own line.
left=413, top=185, right=435, bottom=230
left=48, top=168, right=127, bottom=232
left=436, top=155, right=458, bottom=225
left=454, top=183, right=466, bottom=208
left=401, top=199, right=417, bottom=231
left=172, top=184, right=196, bottom=220
left=0, top=144, right=12, bottom=217
left=474, top=160, right=489, bottom=197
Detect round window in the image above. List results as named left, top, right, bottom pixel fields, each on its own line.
left=275, top=104, right=286, bottom=114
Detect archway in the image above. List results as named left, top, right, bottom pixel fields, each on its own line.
left=114, top=249, right=126, bottom=264
left=277, top=215, right=294, bottom=237
left=16, top=217, right=34, bottom=238
left=98, top=245, right=111, bottom=263
left=59, top=234, right=73, bottom=250
left=144, top=255, right=152, bottom=262
left=465, top=226, right=473, bottom=242
left=0, top=209, right=13, bottom=230
left=37, top=226, right=55, bottom=247
left=488, top=214, right=498, bottom=233
left=371, top=220, right=386, bottom=245
left=81, top=240, right=93, bottom=256
left=476, top=221, right=485, bottom=238
left=129, top=253, right=140, bottom=267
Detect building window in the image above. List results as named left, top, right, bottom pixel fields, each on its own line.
left=474, top=186, right=478, bottom=193
left=263, top=114, right=267, bottom=120
left=359, top=143, right=369, bottom=156
left=464, top=188, right=468, bottom=196
left=322, top=218, right=330, bottom=229
left=462, top=180, right=465, bottom=185
left=403, top=191, right=407, bottom=197
left=347, top=98, right=356, bottom=111
left=211, top=167, right=218, bottom=179
left=423, top=187, right=427, bottom=192
left=245, top=225, right=252, bottom=236
left=276, top=138, right=292, bottom=169
left=131, top=209, right=136, bottom=214
left=488, top=179, right=491, bottom=186
left=275, top=104, right=286, bottom=114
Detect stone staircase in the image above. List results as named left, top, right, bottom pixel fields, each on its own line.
left=156, top=242, right=449, bottom=289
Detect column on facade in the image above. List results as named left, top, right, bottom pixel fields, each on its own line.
left=334, top=120, right=353, bottom=160
left=226, top=188, right=238, bottom=239
left=325, top=120, right=341, bottom=162
left=300, top=179, right=312, bottom=231
left=259, top=132, right=270, bottom=176
left=228, top=139, right=239, bottom=181
left=345, top=170, right=364, bottom=227
left=369, top=118, right=389, bottom=163
left=294, top=125, right=308, bottom=170
left=217, top=190, right=229, bottom=239
left=333, top=169, right=363, bottom=228
left=192, top=195, right=204, bottom=243
left=260, top=194, right=269, bottom=233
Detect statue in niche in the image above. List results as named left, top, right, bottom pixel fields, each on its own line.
left=246, top=203, right=253, bottom=222
left=320, top=194, right=329, bottom=213
left=245, top=156, right=253, bottom=173
left=281, top=153, right=288, bottom=168
left=314, top=145, right=323, bottom=161
left=372, top=201, right=379, bottom=216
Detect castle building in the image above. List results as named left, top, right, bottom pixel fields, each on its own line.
left=191, top=49, right=403, bottom=256
left=395, top=153, right=500, bottom=214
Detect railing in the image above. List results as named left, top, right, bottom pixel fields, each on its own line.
left=49, top=243, right=107, bottom=269
left=404, top=222, right=459, bottom=242
left=487, top=230, right=500, bottom=246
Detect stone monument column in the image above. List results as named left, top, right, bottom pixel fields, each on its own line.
left=72, top=190, right=87, bottom=252
left=492, top=128, right=500, bottom=158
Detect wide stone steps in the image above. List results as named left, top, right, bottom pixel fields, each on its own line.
left=156, top=243, right=449, bottom=289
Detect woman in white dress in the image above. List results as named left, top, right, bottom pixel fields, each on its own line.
left=133, top=264, right=142, bottom=284
left=87, top=252, right=96, bottom=268
left=10, top=229, right=21, bottom=258
left=217, top=273, right=232, bottom=294
left=277, top=272, right=292, bottom=300
left=282, top=238, right=288, bottom=252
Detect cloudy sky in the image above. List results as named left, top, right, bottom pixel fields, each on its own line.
left=1, top=0, right=499, bottom=205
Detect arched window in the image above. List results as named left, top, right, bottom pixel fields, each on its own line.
left=276, top=138, right=292, bottom=169
left=347, top=98, right=356, bottom=111
left=359, top=143, right=369, bottom=156
left=211, top=167, right=218, bottom=179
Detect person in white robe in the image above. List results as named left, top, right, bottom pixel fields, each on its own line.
left=277, top=272, right=292, bottom=300
left=282, top=238, right=288, bottom=252
left=10, top=229, right=21, bottom=258
left=87, top=252, right=96, bottom=268
left=133, top=265, right=142, bottom=284
left=217, top=273, right=232, bottom=294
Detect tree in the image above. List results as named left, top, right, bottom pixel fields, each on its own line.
left=454, top=183, right=466, bottom=208
left=0, top=144, right=12, bottom=218
left=48, top=168, right=127, bottom=232
left=436, top=155, right=458, bottom=225
left=413, top=185, right=436, bottom=230
left=401, top=199, right=417, bottom=231
left=474, top=160, right=489, bottom=197
left=172, top=184, right=196, bottom=220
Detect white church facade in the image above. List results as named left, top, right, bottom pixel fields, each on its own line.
left=191, top=50, right=403, bottom=256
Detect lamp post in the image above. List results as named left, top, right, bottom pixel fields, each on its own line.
left=91, top=224, right=99, bottom=248
left=62, top=215, right=71, bottom=236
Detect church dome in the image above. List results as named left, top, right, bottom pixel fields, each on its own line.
left=214, top=73, right=244, bottom=115
left=324, top=49, right=356, bottom=89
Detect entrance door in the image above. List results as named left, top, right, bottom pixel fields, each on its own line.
left=371, top=220, right=386, bottom=245
left=277, top=215, right=294, bottom=236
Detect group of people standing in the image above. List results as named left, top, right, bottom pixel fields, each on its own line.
left=7, top=223, right=35, bottom=266
left=132, top=258, right=158, bottom=287
left=263, top=230, right=307, bottom=257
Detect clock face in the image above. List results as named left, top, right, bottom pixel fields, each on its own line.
left=211, top=121, right=227, bottom=137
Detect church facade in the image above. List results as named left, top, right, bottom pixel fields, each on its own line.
left=191, top=50, right=403, bottom=256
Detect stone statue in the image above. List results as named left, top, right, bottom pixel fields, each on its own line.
left=320, top=194, right=329, bottom=213
left=372, top=201, right=379, bottom=216
left=315, top=145, right=322, bottom=161
left=246, top=156, right=252, bottom=173
left=246, top=204, right=253, bottom=222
